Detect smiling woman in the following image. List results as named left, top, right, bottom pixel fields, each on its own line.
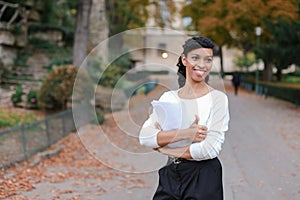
left=182, top=48, right=213, bottom=82
left=139, top=36, right=230, bottom=199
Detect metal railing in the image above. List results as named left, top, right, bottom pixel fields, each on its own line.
left=0, top=104, right=92, bottom=168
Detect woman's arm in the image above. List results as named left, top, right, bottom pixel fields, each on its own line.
left=155, top=145, right=193, bottom=159
left=156, top=116, right=207, bottom=146
left=139, top=92, right=207, bottom=148
left=189, top=93, right=230, bottom=160
left=157, top=93, right=230, bottom=161
left=140, top=114, right=207, bottom=147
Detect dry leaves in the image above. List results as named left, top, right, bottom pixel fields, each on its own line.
left=0, top=86, right=164, bottom=199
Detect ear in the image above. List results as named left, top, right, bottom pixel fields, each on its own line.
left=181, top=55, right=187, bottom=66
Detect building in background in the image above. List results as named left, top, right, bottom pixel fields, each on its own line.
left=123, top=0, right=191, bottom=73
left=122, top=0, right=237, bottom=75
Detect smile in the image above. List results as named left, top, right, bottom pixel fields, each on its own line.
left=193, top=68, right=206, bottom=76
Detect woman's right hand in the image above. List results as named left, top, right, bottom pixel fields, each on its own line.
left=186, top=115, right=207, bottom=142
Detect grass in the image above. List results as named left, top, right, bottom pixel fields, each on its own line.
left=0, top=110, right=37, bottom=129
left=283, top=75, right=300, bottom=84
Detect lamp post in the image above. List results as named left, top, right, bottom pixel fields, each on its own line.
left=255, top=26, right=262, bottom=94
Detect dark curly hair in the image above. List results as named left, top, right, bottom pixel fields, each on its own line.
left=177, top=36, right=215, bottom=88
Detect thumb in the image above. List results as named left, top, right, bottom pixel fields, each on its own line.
left=192, top=115, right=199, bottom=125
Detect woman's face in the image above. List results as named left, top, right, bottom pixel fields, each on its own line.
left=182, top=48, right=213, bottom=83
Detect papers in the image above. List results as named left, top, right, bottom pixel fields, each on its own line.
left=151, top=100, right=190, bottom=148
left=151, top=100, right=182, bottom=131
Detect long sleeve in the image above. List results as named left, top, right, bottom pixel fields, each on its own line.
left=139, top=111, right=161, bottom=147
left=139, top=92, right=174, bottom=147
left=189, top=92, right=230, bottom=160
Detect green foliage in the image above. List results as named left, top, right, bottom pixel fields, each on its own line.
left=110, top=53, right=132, bottom=69
left=10, top=85, right=23, bottom=105
left=14, top=51, right=32, bottom=68
left=10, top=85, right=39, bottom=106
left=27, top=90, right=38, bottom=105
left=106, top=0, right=150, bottom=36
left=98, top=65, right=125, bottom=88
left=86, top=57, right=105, bottom=84
left=0, top=110, right=37, bottom=128
left=105, top=0, right=177, bottom=36
left=92, top=109, right=105, bottom=125
left=28, top=38, right=72, bottom=71
left=258, top=18, right=300, bottom=81
left=182, top=0, right=298, bottom=52
left=234, top=53, right=256, bottom=70
left=37, top=65, right=78, bottom=110
left=28, top=38, right=63, bottom=54
left=38, top=0, right=78, bottom=29
left=283, top=75, right=300, bottom=84
left=98, top=53, right=132, bottom=88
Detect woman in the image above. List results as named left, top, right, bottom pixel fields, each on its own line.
left=139, top=36, right=230, bottom=200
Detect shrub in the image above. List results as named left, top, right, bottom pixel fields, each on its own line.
left=27, top=89, right=38, bottom=106
left=10, top=85, right=39, bottom=107
left=98, top=65, right=125, bottom=88
left=10, top=85, right=23, bottom=105
left=38, top=65, right=78, bottom=110
left=38, top=65, right=94, bottom=110
left=98, top=53, right=132, bottom=88
left=92, top=109, right=104, bottom=125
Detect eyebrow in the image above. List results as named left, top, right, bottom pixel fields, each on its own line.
left=190, top=54, right=213, bottom=57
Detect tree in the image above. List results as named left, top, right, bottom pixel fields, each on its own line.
left=182, top=0, right=231, bottom=77
left=259, top=19, right=300, bottom=81
left=105, top=0, right=177, bottom=51
left=234, top=53, right=256, bottom=72
left=73, top=0, right=92, bottom=67
left=182, top=0, right=298, bottom=79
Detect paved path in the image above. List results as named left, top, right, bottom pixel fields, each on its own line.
left=221, top=83, right=300, bottom=200
left=1, top=76, right=299, bottom=200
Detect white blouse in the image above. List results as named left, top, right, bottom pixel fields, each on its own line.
left=139, top=89, right=230, bottom=161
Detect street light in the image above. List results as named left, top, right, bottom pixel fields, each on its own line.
left=255, top=26, right=262, bottom=94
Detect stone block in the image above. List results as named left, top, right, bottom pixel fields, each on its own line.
left=28, top=10, right=40, bottom=22
left=0, top=45, right=17, bottom=66
left=30, top=30, right=63, bottom=43
left=0, top=30, right=15, bottom=45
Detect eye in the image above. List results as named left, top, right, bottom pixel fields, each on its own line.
left=204, top=57, right=213, bottom=63
left=191, top=55, right=199, bottom=61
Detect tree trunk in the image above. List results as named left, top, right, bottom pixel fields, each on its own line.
left=73, top=0, right=92, bottom=67
left=219, top=45, right=224, bottom=77
left=263, top=60, right=273, bottom=81
left=105, top=0, right=124, bottom=55
left=276, top=68, right=282, bottom=82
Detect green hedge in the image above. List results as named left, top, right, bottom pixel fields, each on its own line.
left=241, top=81, right=300, bottom=105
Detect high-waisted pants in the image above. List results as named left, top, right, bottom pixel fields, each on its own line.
left=153, top=157, right=223, bottom=200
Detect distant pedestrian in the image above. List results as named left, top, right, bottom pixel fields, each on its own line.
left=139, top=36, right=230, bottom=199
left=232, top=71, right=241, bottom=95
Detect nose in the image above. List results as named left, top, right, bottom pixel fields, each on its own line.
left=194, top=59, right=206, bottom=68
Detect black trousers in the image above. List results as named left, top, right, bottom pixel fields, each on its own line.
left=153, top=157, right=223, bottom=200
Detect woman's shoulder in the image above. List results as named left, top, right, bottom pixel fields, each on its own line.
left=158, top=90, right=180, bottom=102
left=211, top=89, right=227, bottom=97
left=210, top=89, right=229, bottom=104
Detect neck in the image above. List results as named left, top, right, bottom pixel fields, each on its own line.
left=185, top=79, right=208, bottom=91
left=180, top=80, right=211, bottom=98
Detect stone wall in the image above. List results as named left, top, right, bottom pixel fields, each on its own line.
left=0, top=0, right=109, bottom=85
